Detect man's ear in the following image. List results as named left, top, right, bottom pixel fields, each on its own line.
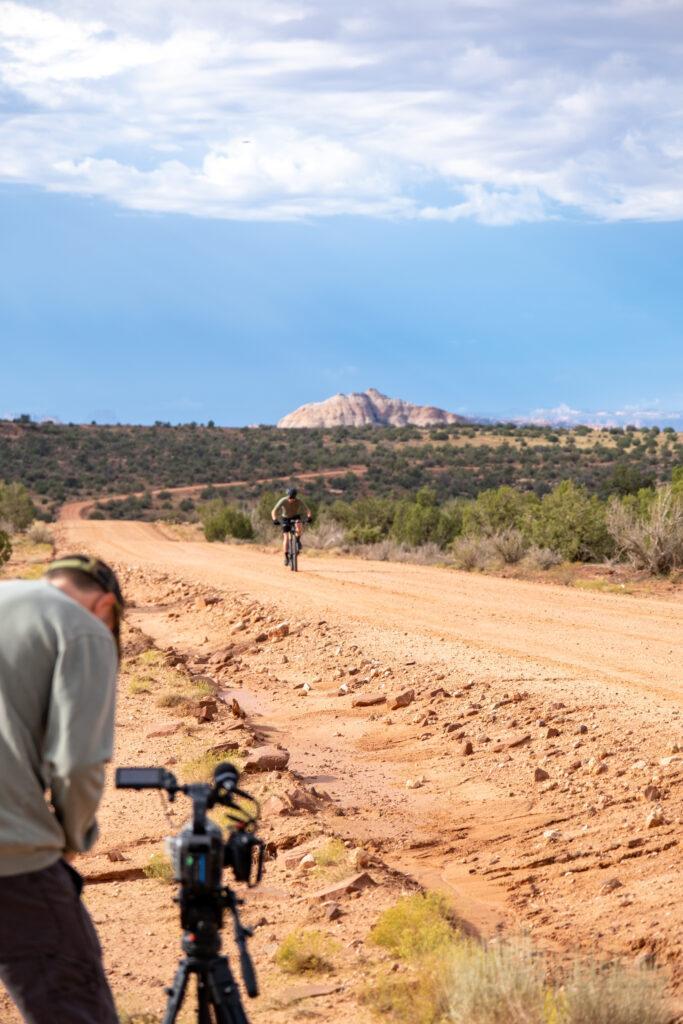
left=93, top=591, right=117, bottom=627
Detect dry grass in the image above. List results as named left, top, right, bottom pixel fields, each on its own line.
left=180, top=749, right=243, bottom=782
left=491, top=528, right=528, bottom=565
left=26, top=522, right=54, bottom=547
left=608, top=487, right=683, bottom=575
left=451, top=536, right=495, bottom=572
left=275, top=929, right=340, bottom=975
left=313, top=838, right=348, bottom=868
left=142, top=851, right=174, bottom=884
left=559, top=962, right=668, bottom=1024
left=524, top=545, right=563, bottom=571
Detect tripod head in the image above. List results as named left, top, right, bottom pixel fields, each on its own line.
left=116, top=762, right=264, bottom=1002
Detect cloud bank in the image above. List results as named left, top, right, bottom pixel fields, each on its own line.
left=2, top=1, right=683, bottom=223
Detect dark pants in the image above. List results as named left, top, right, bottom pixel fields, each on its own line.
left=0, top=859, right=118, bottom=1024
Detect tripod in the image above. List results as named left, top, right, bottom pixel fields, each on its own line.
left=162, top=889, right=256, bottom=1024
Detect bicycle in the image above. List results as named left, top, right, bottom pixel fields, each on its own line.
left=275, top=517, right=310, bottom=571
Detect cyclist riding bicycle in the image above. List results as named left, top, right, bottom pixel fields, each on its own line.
left=271, top=488, right=312, bottom=566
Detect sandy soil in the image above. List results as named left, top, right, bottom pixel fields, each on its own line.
left=2, top=516, right=683, bottom=1022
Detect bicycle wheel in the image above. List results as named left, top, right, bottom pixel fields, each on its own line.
left=289, top=530, right=298, bottom=572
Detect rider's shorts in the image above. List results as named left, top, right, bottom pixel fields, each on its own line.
left=281, top=517, right=302, bottom=533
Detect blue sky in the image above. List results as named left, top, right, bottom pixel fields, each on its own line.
left=1, top=1, right=682, bottom=427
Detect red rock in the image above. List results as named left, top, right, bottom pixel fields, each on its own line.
left=389, top=689, right=415, bottom=710
left=243, top=745, right=290, bottom=773
left=351, top=694, right=386, bottom=708
left=461, top=740, right=474, bottom=756
left=507, top=733, right=531, bottom=749
left=534, top=768, right=550, bottom=782
left=309, top=872, right=377, bottom=901
left=146, top=721, right=183, bottom=738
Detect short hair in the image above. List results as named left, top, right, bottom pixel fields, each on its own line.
left=45, top=566, right=106, bottom=595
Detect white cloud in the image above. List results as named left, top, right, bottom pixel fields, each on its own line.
left=1, top=0, right=683, bottom=222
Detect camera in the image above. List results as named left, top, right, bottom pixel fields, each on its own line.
left=116, top=762, right=264, bottom=1022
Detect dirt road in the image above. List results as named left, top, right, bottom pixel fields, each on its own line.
left=63, top=518, right=681, bottom=698
left=3, top=517, right=680, bottom=1022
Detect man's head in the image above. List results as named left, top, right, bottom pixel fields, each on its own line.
left=287, top=487, right=298, bottom=499
left=45, top=555, right=125, bottom=655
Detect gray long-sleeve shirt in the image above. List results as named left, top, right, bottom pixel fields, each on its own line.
left=0, top=580, right=117, bottom=876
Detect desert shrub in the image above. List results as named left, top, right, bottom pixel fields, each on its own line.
left=391, top=488, right=462, bottom=548
left=275, top=929, right=339, bottom=974
left=370, top=891, right=456, bottom=961
left=181, top=750, right=242, bottom=782
left=445, top=941, right=549, bottom=1024
left=0, top=529, right=11, bottom=567
left=531, top=481, right=612, bottom=561
left=491, top=528, right=528, bottom=564
left=462, top=486, right=539, bottom=538
left=524, top=545, right=563, bottom=570
left=607, top=486, right=683, bottom=574
left=304, top=520, right=346, bottom=549
left=313, top=838, right=347, bottom=867
left=330, top=496, right=396, bottom=543
left=199, top=500, right=254, bottom=542
left=559, top=962, right=668, bottom=1024
left=143, top=851, right=173, bottom=884
left=452, top=535, right=495, bottom=571
left=355, top=540, right=446, bottom=565
left=27, top=522, right=54, bottom=546
left=360, top=956, right=451, bottom=1024
left=0, top=481, right=35, bottom=532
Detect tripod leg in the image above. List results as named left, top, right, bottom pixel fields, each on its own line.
left=206, top=957, right=249, bottom=1024
left=197, top=974, right=213, bottom=1024
left=162, top=960, right=192, bottom=1024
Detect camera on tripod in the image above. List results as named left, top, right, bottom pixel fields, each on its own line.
left=116, top=761, right=264, bottom=1024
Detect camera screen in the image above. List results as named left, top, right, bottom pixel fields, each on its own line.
left=115, top=767, right=167, bottom=788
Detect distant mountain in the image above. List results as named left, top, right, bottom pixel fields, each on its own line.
left=278, top=388, right=468, bottom=428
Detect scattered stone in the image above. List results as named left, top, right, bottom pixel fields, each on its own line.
left=534, top=768, right=550, bottom=783
left=351, top=694, right=386, bottom=708
left=146, top=721, right=183, bottom=738
left=461, top=740, right=474, bottom=756
left=338, top=683, right=349, bottom=695
left=230, top=698, right=246, bottom=719
left=659, top=754, right=683, bottom=767
left=643, top=784, right=662, bottom=802
left=325, top=903, right=343, bottom=922
left=243, top=745, right=290, bottom=773
left=646, top=806, right=665, bottom=828
left=107, top=849, right=128, bottom=862
left=299, top=853, right=316, bottom=871
left=350, top=848, right=370, bottom=870
left=309, top=872, right=377, bottom=902
left=600, top=878, right=624, bottom=894
left=262, top=795, right=290, bottom=817
left=507, top=733, right=531, bottom=749
left=231, top=620, right=247, bottom=633
left=269, top=621, right=290, bottom=639
left=254, top=631, right=268, bottom=643
left=286, top=788, right=323, bottom=813
left=577, top=724, right=588, bottom=734
left=445, top=722, right=465, bottom=734
left=406, top=776, right=427, bottom=789
left=389, top=689, right=415, bottom=710
left=546, top=727, right=560, bottom=739
left=543, top=829, right=561, bottom=843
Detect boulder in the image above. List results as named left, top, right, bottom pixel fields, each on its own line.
left=243, top=745, right=290, bottom=773
left=351, top=694, right=386, bottom=708
left=309, top=872, right=377, bottom=902
left=389, top=689, right=415, bottom=710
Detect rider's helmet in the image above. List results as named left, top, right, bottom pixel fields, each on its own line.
left=288, top=487, right=298, bottom=499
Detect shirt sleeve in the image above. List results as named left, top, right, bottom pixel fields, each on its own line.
left=43, top=632, right=117, bottom=854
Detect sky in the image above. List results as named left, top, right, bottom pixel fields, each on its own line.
left=1, top=0, right=682, bottom=427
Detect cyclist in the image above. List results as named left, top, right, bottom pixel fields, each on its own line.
left=271, top=487, right=312, bottom=565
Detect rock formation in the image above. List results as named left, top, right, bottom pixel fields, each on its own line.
left=278, top=388, right=466, bottom=428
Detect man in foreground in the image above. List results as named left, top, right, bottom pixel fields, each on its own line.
left=271, top=487, right=313, bottom=565
left=0, top=554, right=124, bottom=1024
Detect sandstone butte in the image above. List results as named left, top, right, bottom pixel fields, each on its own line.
left=277, top=387, right=468, bottom=428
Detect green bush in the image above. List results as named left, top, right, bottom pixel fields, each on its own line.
left=0, top=481, right=35, bottom=532
left=199, top=500, right=254, bottom=542
left=390, top=488, right=462, bottom=548
left=462, top=486, right=539, bottom=538
left=369, top=891, right=456, bottom=961
left=531, top=481, right=612, bottom=561
left=0, top=529, right=11, bottom=567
